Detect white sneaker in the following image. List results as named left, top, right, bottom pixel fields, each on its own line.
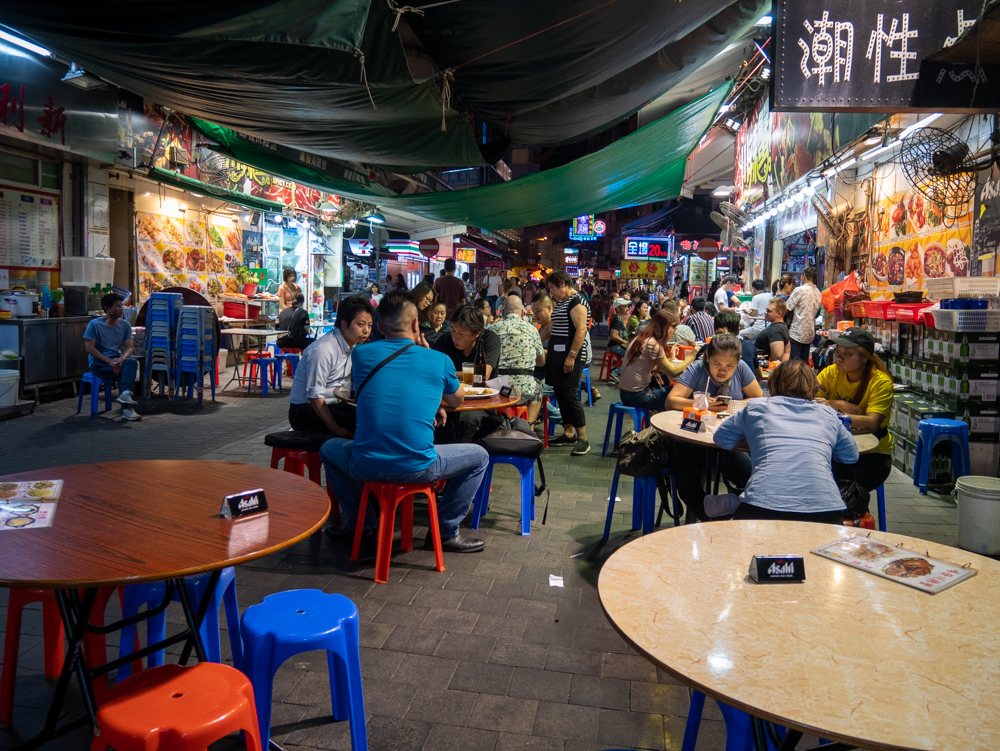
left=115, top=390, right=137, bottom=406
left=122, top=408, right=141, bottom=422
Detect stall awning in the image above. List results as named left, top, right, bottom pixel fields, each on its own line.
left=458, top=236, right=502, bottom=259
left=145, top=167, right=286, bottom=213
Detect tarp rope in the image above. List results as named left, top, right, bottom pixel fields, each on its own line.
left=387, top=0, right=467, bottom=32
left=438, top=68, right=454, bottom=131
left=353, top=48, right=377, bottom=110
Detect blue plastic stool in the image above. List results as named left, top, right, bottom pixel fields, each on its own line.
left=913, top=418, right=971, bottom=494
left=602, top=468, right=657, bottom=540
left=876, top=484, right=886, bottom=532
left=248, top=357, right=281, bottom=396
left=77, top=372, right=118, bottom=417
left=682, top=690, right=785, bottom=751
left=116, top=567, right=242, bottom=682
left=471, top=455, right=535, bottom=536
left=602, top=403, right=647, bottom=457
left=578, top=367, right=592, bottom=406
left=241, top=590, right=367, bottom=750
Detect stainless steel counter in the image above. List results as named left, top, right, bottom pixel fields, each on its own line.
left=0, top=316, right=96, bottom=400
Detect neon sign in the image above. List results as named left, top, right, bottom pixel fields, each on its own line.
left=569, top=215, right=606, bottom=241
left=624, top=235, right=674, bottom=260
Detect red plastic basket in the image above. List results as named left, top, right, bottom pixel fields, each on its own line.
left=223, top=301, right=261, bottom=320
left=890, top=303, right=933, bottom=325
left=863, top=301, right=893, bottom=319
left=849, top=302, right=866, bottom=319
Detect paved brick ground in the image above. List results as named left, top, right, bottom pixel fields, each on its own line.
left=0, top=346, right=959, bottom=750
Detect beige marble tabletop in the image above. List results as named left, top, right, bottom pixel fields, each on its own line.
left=650, top=410, right=881, bottom=454
left=599, top=520, right=1000, bottom=751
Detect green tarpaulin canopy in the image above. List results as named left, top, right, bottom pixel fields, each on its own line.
left=146, top=167, right=286, bottom=213
left=193, top=86, right=730, bottom=230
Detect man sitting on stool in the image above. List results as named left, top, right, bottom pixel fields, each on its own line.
left=288, top=295, right=373, bottom=437
left=321, top=290, right=488, bottom=553
left=83, top=293, right=140, bottom=421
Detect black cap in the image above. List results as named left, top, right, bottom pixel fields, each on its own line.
left=831, top=327, right=875, bottom=354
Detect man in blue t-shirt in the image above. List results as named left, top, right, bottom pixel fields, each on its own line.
left=320, top=290, right=488, bottom=553
left=83, top=293, right=140, bottom=421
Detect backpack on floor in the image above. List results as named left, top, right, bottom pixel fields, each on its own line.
left=615, top=427, right=674, bottom=478
left=473, top=414, right=551, bottom=524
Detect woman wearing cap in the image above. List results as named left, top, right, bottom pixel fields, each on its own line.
left=709, top=360, right=860, bottom=523
left=816, top=327, right=894, bottom=492
left=606, top=297, right=631, bottom=384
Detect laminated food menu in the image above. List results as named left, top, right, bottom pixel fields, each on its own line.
left=0, top=480, right=63, bottom=531
left=811, top=535, right=977, bottom=594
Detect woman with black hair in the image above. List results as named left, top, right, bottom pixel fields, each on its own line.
left=667, top=335, right=764, bottom=521
left=544, top=271, right=592, bottom=456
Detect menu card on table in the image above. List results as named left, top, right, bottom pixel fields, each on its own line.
left=0, top=480, right=63, bottom=530
left=811, top=535, right=977, bottom=594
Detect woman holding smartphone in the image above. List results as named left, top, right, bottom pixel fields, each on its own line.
left=667, top=335, right=763, bottom=521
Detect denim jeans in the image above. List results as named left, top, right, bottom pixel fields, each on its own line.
left=620, top=385, right=668, bottom=412
left=790, top=339, right=811, bottom=362
left=90, top=359, right=138, bottom=392
left=321, top=440, right=490, bottom=538
left=607, top=343, right=626, bottom=378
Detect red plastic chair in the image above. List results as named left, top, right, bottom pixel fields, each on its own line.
left=90, top=662, right=263, bottom=751
left=351, top=482, right=445, bottom=584
left=270, top=444, right=341, bottom=519
left=598, top=351, right=622, bottom=381
left=496, top=405, right=528, bottom=420
left=1, top=586, right=123, bottom=727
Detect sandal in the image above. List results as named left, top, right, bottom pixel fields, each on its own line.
left=591, top=388, right=602, bottom=402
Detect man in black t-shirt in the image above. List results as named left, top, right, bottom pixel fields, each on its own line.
left=754, top=297, right=791, bottom=368
left=432, top=305, right=501, bottom=378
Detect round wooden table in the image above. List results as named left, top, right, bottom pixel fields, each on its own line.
left=332, top=387, right=521, bottom=413
left=0, top=461, right=330, bottom=588
left=0, top=461, right=330, bottom=748
left=650, top=410, right=881, bottom=454
left=600, top=521, right=1000, bottom=751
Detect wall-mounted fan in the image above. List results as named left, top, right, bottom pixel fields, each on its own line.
left=898, top=127, right=981, bottom=214
left=710, top=202, right=751, bottom=251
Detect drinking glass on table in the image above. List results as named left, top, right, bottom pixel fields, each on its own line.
left=462, top=362, right=474, bottom=385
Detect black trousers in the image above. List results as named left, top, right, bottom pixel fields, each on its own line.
left=833, top=453, right=892, bottom=492
left=288, top=401, right=357, bottom=433
left=548, top=360, right=585, bottom=428
left=672, top=441, right=752, bottom=522
left=733, top=504, right=845, bottom=525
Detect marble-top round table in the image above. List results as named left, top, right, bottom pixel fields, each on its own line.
left=599, top=520, right=1000, bottom=750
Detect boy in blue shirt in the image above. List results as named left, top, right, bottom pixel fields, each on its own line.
left=83, top=294, right=140, bottom=421
left=321, top=291, right=488, bottom=553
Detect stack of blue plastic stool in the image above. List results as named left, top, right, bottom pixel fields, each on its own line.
left=116, top=566, right=241, bottom=681
left=471, top=455, right=536, bottom=536
left=602, top=403, right=648, bottom=457
left=174, top=305, right=216, bottom=403
left=77, top=372, right=118, bottom=418
left=914, top=418, right=971, bottom=494
left=240, top=590, right=367, bottom=750
left=144, top=292, right=182, bottom=396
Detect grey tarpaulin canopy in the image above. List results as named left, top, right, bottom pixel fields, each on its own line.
left=193, top=86, right=730, bottom=230
left=2, top=0, right=766, bottom=166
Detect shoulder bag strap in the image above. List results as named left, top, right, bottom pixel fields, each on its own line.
left=356, top=342, right=415, bottom=399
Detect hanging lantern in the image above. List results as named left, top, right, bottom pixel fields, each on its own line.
left=418, top=238, right=440, bottom=258
left=697, top=238, right=719, bottom=261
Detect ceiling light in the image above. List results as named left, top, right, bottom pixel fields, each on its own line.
left=804, top=185, right=816, bottom=197
left=767, top=208, right=777, bottom=218
left=243, top=214, right=250, bottom=222
left=712, top=187, right=732, bottom=196
left=190, top=192, right=203, bottom=198
left=0, top=30, right=51, bottom=57
left=178, top=203, right=187, bottom=213
left=319, top=200, right=339, bottom=213
left=724, top=118, right=741, bottom=131
left=793, top=191, right=805, bottom=203
left=367, top=211, right=386, bottom=224
left=861, top=141, right=898, bottom=161
left=822, top=157, right=857, bottom=178
left=899, top=113, right=942, bottom=139
left=761, top=67, right=771, bottom=80
left=864, top=135, right=883, bottom=146
left=757, top=15, right=772, bottom=25
left=144, top=192, right=150, bottom=197
left=61, top=63, right=106, bottom=90
left=718, top=103, right=732, bottom=114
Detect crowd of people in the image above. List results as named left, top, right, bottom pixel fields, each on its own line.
left=271, top=262, right=892, bottom=555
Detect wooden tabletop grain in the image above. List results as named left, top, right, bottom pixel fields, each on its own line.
left=0, top=461, right=330, bottom=588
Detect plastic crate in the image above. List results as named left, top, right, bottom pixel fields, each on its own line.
left=891, top=303, right=933, bottom=325
left=924, top=277, right=1000, bottom=299
left=864, top=301, right=893, bottom=319
left=222, top=301, right=261, bottom=320
left=849, top=302, right=866, bottom=319
left=928, top=309, right=1000, bottom=332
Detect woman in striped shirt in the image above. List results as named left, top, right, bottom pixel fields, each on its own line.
left=543, top=271, right=591, bottom=456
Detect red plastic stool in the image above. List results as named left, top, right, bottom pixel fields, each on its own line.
left=497, top=405, right=528, bottom=420
left=0, top=586, right=123, bottom=727
left=266, top=432, right=341, bottom=519
left=598, top=351, right=622, bottom=381
left=351, top=482, right=445, bottom=584
left=90, top=662, right=263, bottom=751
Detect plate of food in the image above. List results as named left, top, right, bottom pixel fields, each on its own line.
left=904, top=245, right=923, bottom=286
left=207, top=277, right=223, bottom=299
left=223, top=228, right=242, bottom=252
left=883, top=557, right=934, bottom=578
left=205, top=223, right=226, bottom=249
left=185, top=248, right=206, bottom=272
left=463, top=387, right=499, bottom=399
left=139, top=243, right=165, bottom=272
left=161, top=247, right=186, bottom=272
left=162, top=217, right=185, bottom=246
left=946, top=238, right=969, bottom=276
left=136, top=213, right=162, bottom=244
left=890, top=198, right=907, bottom=238
left=183, top=220, right=206, bottom=248
left=185, top=275, right=208, bottom=295
left=224, top=276, right=242, bottom=294
left=871, top=251, right=889, bottom=282
left=140, top=272, right=163, bottom=298
left=923, top=241, right=948, bottom=278
left=207, top=250, right=225, bottom=274
left=906, top=194, right=926, bottom=234
left=887, top=246, right=905, bottom=286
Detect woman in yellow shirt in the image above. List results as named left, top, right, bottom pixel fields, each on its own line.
left=816, top=327, right=893, bottom=492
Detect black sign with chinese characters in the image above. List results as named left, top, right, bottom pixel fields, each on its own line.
left=773, top=1, right=978, bottom=111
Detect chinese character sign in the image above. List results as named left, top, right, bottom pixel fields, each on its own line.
left=775, top=1, right=975, bottom=110
left=619, top=260, right=666, bottom=280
